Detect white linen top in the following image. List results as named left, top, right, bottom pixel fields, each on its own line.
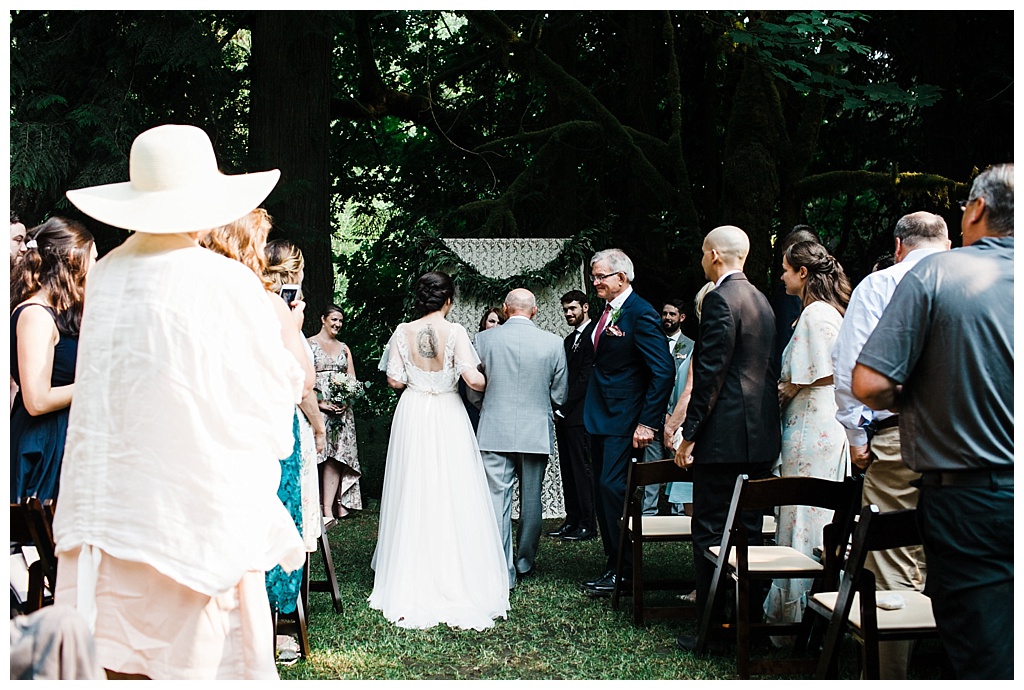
left=53, top=234, right=306, bottom=598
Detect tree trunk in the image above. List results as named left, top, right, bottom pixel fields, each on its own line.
left=249, top=11, right=334, bottom=335
left=719, top=58, right=784, bottom=292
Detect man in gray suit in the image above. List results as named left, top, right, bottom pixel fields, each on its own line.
left=470, top=288, right=568, bottom=588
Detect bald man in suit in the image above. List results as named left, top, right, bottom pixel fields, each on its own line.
left=674, top=226, right=780, bottom=652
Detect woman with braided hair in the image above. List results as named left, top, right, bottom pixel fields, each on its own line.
left=764, top=240, right=852, bottom=633
left=10, top=217, right=97, bottom=502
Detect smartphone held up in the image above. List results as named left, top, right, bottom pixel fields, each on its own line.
left=279, top=284, right=300, bottom=309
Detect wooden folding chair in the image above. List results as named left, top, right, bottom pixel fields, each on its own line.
left=305, top=515, right=342, bottom=614
left=9, top=498, right=59, bottom=615
left=804, top=505, right=937, bottom=679
left=276, top=515, right=341, bottom=660
left=272, top=589, right=311, bottom=661
left=696, top=474, right=862, bottom=678
left=611, top=459, right=777, bottom=627
left=611, top=459, right=696, bottom=625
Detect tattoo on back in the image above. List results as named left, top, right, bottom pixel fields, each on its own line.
left=417, top=325, right=438, bottom=358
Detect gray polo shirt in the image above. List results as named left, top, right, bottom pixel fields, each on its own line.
left=857, top=236, right=1014, bottom=472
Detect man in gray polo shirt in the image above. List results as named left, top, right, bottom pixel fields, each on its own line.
left=852, top=163, right=1013, bottom=680
left=831, top=211, right=949, bottom=679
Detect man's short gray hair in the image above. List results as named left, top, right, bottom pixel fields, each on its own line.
left=894, top=212, right=949, bottom=248
left=970, top=163, right=1014, bottom=235
left=590, top=248, right=634, bottom=281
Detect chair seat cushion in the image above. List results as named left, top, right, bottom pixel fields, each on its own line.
left=811, top=590, right=936, bottom=630
left=708, top=545, right=823, bottom=572
left=628, top=515, right=692, bottom=536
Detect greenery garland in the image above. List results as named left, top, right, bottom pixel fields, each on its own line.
left=413, top=226, right=603, bottom=303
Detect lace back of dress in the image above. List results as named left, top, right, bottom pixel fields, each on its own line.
left=395, top=322, right=459, bottom=393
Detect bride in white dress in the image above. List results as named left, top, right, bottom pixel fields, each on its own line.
left=370, top=271, right=510, bottom=631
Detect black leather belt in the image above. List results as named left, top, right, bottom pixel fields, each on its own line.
left=873, top=415, right=900, bottom=431
left=919, top=468, right=1013, bottom=488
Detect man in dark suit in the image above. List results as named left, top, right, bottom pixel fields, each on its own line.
left=674, top=226, right=781, bottom=651
left=580, top=249, right=675, bottom=596
left=550, top=290, right=598, bottom=542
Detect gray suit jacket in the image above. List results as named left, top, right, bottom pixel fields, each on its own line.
left=470, top=317, right=568, bottom=454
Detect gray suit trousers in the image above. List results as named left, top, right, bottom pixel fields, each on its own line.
left=481, top=450, right=547, bottom=588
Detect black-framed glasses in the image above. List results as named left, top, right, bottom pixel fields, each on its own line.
left=591, top=271, right=621, bottom=284
left=959, top=198, right=975, bottom=212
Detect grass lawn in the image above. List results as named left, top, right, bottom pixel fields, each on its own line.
left=280, top=416, right=945, bottom=680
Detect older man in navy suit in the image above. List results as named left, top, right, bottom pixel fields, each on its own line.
left=580, top=248, right=675, bottom=596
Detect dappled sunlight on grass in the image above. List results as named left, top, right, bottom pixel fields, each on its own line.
left=281, top=491, right=945, bottom=680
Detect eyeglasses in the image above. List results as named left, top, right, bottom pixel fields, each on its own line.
left=959, top=198, right=976, bottom=212
left=591, top=271, right=621, bottom=284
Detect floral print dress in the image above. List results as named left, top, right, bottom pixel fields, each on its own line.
left=764, top=300, right=850, bottom=626
left=309, top=339, right=363, bottom=512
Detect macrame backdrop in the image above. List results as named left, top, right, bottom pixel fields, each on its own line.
left=441, top=238, right=588, bottom=519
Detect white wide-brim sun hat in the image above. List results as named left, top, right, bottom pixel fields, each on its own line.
left=66, top=124, right=280, bottom=234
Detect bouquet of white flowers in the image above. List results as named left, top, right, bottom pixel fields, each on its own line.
left=328, top=373, right=368, bottom=407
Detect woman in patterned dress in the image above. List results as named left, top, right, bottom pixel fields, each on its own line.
left=308, top=305, right=363, bottom=522
left=764, top=240, right=852, bottom=630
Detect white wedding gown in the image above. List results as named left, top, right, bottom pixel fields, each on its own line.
left=370, top=321, right=509, bottom=630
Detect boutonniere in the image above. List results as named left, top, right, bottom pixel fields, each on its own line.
left=605, top=324, right=625, bottom=337
left=609, top=307, right=623, bottom=325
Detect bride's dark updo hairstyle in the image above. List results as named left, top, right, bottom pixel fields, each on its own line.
left=414, top=271, right=455, bottom=315
left=784, top=240, right=852, bottom=315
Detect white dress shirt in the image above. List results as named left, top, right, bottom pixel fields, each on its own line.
left=831, top=247, right=945, bottom=446
left=715, top=269, right=743, bottom=288
left=666, top=330, right=680, bottom=354
left=592, top=285, right=633, bottom=344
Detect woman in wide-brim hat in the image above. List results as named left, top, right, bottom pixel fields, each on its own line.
left=54, top=124, right=314, bottom=680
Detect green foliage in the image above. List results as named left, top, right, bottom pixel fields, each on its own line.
left=727, top=11, right=941, bottom=110
left=9, top=10, right=248, bottom=234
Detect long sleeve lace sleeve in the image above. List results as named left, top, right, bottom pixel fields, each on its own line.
left=378, top=325, right=408, bottom=385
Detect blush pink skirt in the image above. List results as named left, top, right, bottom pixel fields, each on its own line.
left=54, top=546, right=278, bottom=680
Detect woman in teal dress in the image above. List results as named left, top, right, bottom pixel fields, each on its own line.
left=201, top=209, right=315, bottom=616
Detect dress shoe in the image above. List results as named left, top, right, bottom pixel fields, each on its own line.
left=546, top=523, right=577, bottom=538
left=516, top=567, right=535, bottom=582
left=581, top=569, right=615, bottom=589
left=562, top=526, right=596, bottom=541
left=582, top=571, right=631, bottom=597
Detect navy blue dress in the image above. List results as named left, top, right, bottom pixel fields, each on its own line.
left=10, top=304, right=78, bottom=503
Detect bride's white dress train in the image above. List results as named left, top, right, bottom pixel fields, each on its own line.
left=370, top=322, right=509, bottom=631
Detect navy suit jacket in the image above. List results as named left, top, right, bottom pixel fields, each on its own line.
left=682, top=273, right=780, bottom=465
left=583, top=290, right=675, bottom=438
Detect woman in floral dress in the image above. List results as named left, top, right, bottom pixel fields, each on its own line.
left=308, top=304, right=363, bottom=522
left=764, top=240, right=852, bottom=630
